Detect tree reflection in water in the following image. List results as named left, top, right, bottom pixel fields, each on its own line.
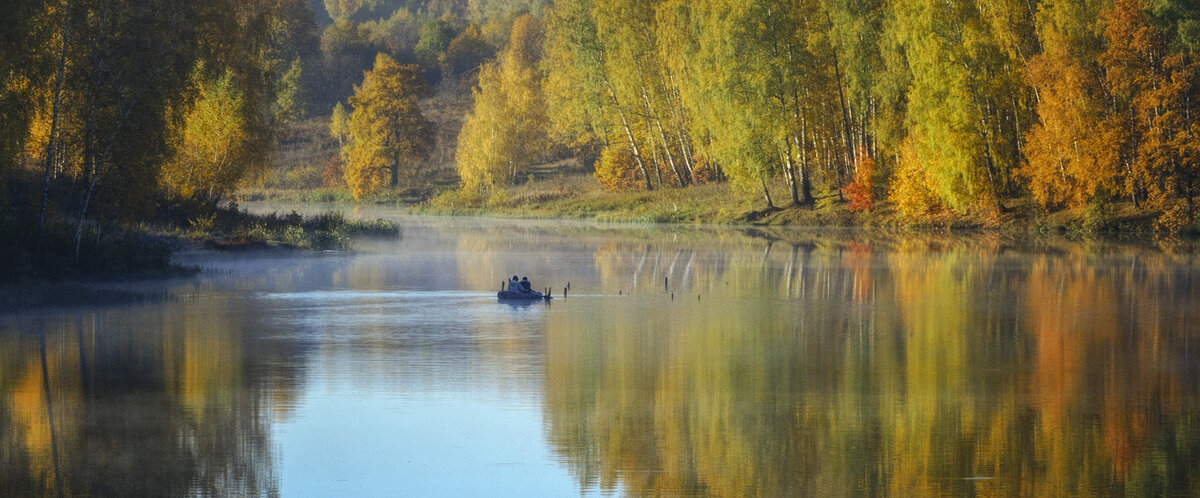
left=0, top=222, right=1197, bottom=496
left=544, top=236, right=1200, bottom=496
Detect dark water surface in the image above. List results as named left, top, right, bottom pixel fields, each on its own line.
left=2, top=212, right=1199, bottom=496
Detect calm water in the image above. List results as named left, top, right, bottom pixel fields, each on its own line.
left=2, top=211, right=1199, bottom=496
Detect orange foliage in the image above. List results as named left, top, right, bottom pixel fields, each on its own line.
left=845, top=148, right=876, bottom=212
left=690, top=157, right=722, bottom=184
left=321, top=154, right=345, bottom=187
left=1020, top=30, right=1122, bottom=209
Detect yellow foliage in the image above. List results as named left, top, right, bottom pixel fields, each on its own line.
left=1019, top=39, right=1121, bottom=209
left=455, top=16, right=547, bottom=196
left=593, top=146, right=640, bottom=192
left=160, top=69, right=249, bottom=201
left=887, top=137, right=943, bottom=219
left=342, top=53, right=432, bottom=201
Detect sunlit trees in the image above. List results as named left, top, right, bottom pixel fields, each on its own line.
left=673, top=0, right=838, bottom=206
left=1100, top=0, right=1200, bottom=229
left=329, top=102, right=349, bottom=148
left=1020, top=0, right=1120, bottom=210
left=455, top=14, right=547, bottom=193
left=887, top=0, right=1032, bottom=214
left=342, top=53, right=434, bottom=200
left=543, top=0, right=700, bottom=193
left=162, top=69, right=251, bottom=203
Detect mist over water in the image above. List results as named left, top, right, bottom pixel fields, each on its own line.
left=2, top=210, right=1199, bottom=496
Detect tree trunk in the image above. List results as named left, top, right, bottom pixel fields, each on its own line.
left=797, top=113, right=813, bottom=205
left=606, top=79, right=653, bottom=190
left=391, top=152, right=400, bottom=188
left=782, top=145, right=800, bottom=206
left=663, top=74, right=695, bottom=182
left=39, top=0, right=75, bottom=237
left=761, top=176, right=775, bottom=209
left=652, top=113, right=685, bottom=187
left=828, top=31, right=856, bottom=181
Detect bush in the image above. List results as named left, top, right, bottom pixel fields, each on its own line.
left=429, top=188, right=486, bottom=209
left=887, top=137, right=944, bottom=219
left=322, top=155, right=346, bottom=187
left=593, top=146, right=641, bottom=192
left=845, top=150, right=876, bottom=212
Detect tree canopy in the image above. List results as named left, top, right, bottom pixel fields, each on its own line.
left=342, top=53, right=434, bottom=200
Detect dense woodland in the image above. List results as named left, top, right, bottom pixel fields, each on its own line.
left=456, top=0, right=1200, bottom=230
left=1, top=0, right=1199, bottom=278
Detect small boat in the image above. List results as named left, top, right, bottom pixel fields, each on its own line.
left=497, top=290, right=551, bottom=301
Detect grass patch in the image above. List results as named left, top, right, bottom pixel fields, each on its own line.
left=163, top=203, right=400, bottom=251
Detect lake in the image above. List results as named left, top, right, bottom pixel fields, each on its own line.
left=2, top=208, right=1199, bottom=496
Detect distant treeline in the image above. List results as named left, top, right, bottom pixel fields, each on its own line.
left=454, top=0, right=1200, bottom=230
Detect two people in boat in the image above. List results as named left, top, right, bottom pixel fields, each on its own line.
left=508, top=275, right=534, bottom=293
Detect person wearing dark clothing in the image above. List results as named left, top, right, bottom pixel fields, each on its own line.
left=521, top=277, right=532, bottom=292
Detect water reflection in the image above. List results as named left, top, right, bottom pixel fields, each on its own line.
left=0, top=305, right=280, bottom=496
left=543, top=233, right=1200, bottom=496
left=1, top=217, right=1198, bottom=495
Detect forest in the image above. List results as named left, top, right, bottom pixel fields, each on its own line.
left=455, top=0, right=1200, bottom=229
left=1, top=0, right=1198, bottom=279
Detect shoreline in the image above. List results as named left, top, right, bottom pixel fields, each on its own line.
left=235, top=173, right=1179, bottom=242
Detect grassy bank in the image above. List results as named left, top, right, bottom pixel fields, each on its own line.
left=413, top=172, right=1169, bottom=239
left=157, top=202, right=401, bottom=251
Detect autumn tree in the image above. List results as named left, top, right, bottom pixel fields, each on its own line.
left=456, top=14, right=547, bottom=193
left=161, top=69, right=251, bottom=203
left=342, top=53, right=434, bottom=200
left=442, top=23, right=495, bottom=78
left=542, top=0, right=611, bottom=160
left=1101, top=0, right=1200, bottom=229
left=544, top=0, right=695, bottom=192
left=1020, top=0, right=1121, bottom=209
left=330, top=102, right=349, bottom=147
left=887, top=0, right=1032, bottom=215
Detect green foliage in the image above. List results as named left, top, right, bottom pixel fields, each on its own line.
left=273, top=59, right=307, bottom=124
left=416, top=18, right=459, bottom=63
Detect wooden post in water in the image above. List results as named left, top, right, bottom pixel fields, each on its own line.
left=564, top=287, right=567, bottom=298
left=665, top=277, right=668, bottom=291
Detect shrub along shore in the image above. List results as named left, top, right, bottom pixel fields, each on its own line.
left=0, top=196, right=399, bottom=283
